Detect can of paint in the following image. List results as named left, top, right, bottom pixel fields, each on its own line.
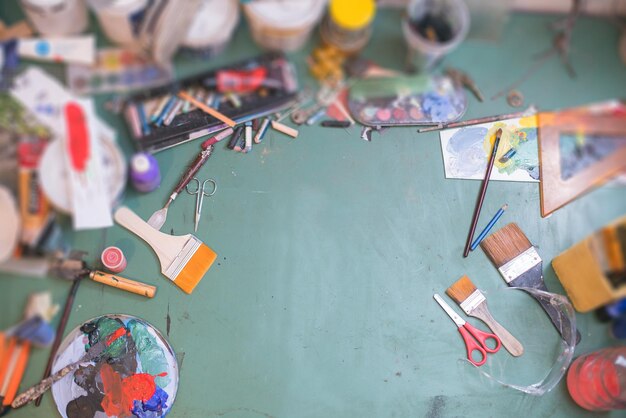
left=101, top=246, right=127, bottom=273
left=320, top=0, right=376, bottom=54
left=181, top=0, right=240, bottom=59
left=129, top=152, right=161, bottom=193
left=19, top=0, right=88, bottom=36
left=402, top=0, right=470, bottom=72
left=88, top=0, right=151, bottom=46
left=243, top=0, right=327, bottom=52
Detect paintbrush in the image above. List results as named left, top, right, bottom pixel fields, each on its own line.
left=0, top=338, right=30, bottom=409
left=12, top=334, right=116, bottom=408
left=446, top=275, right=524, bottom=356
left=115, top=206, right=217, bottom=294
left=480, top=223, right=581, bottom=344
left=463, top=128, right=502, bottom=258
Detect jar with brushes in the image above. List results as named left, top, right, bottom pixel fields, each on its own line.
left=320, top=0, right=376, bottom=54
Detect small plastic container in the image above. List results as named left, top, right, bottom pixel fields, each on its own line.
left=181, top=0, right=240, bottom=59
left=243, top=0, right=327, bottom=52
left=402, top=0, right=470, bottom=72
left=101, top=246, right=127, bottom=274
left=320, top=0, right=376, bottom=54
left=19, top=0, right=88, bottom=36
left=129, top=152, right=161, bottom=193
left=567, top=347, right=626, bottom=411
left=88, top=0, right=150, bottom=46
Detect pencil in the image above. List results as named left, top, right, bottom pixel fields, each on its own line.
left=463, top=128, right=502, bottom=258
left=470, top=204, right=508, bottom=251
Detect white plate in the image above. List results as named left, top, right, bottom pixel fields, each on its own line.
left=0, top=185, right=20, bottom=263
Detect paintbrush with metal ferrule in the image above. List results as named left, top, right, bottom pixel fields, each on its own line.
left=446, top=275, right=524, bottom=357
left=11, top=333, right=119, bottom=408
left=115, top=206, right=217, bottom=294
left=480, top=223, right=581, bottom=344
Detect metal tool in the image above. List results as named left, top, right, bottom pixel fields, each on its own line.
left=433, top=294, right=501, bottom=367
left=445, top=68, right=484, bottom=102
left=186, top=178, right=217, bottom=232
left=148, top=144, right=216, bottom=230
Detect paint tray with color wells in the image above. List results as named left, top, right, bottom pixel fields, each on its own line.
left=123, top=53, right=298, bottom=153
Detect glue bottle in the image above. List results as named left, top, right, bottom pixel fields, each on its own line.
left=567, top=347, right=626, bottom=411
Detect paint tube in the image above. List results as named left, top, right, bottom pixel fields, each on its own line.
left=17, top=35, right=95, bottom=65
left=17, top=137, right=53, bottom=249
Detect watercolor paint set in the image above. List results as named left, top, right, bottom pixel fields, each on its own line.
left=66, top=48, right=173, bottom=95
left=122, top=53, right=299, bottom=153
left=348, top=74, right=467, bottom=127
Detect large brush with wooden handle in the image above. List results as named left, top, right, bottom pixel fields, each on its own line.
left=480, top=223, right=581, bottom=344
left=114, top=206, right=217, bottom=294
left=446, top=275, right=524, bottom=357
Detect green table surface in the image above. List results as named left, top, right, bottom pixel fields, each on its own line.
left=1, top=4, right=626, bottom=418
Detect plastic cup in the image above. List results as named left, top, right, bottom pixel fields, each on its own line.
left=181, top=0, right=240, bottom=58
left=402, top=0, right=470, bottom=72
left=19, top=0, right=88, bottom=36
left=243, top=0, right=327, bottom=52
left=88, top=0, right=150, bottom=46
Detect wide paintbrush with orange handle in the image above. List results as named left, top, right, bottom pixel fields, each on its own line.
left=446, top=275, right=523, bottom=357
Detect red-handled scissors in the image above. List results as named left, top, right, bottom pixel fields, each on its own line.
left=434, top=294, right=501, bottom=366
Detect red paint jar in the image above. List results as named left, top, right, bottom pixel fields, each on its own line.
left=101, top=246, right=127, bottom=274
left=567, top=347, right=626, bottom=411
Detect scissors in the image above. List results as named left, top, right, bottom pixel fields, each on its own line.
left=433, top=294, right=501, bottom=366
left=185, top=178, right=217, bottom=232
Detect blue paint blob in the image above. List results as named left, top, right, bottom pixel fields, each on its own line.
left=35, top=40, right=51, bottom=56
left=422, top=92, right=455, bottom=122
left=131, top=386, right=169, bottom=418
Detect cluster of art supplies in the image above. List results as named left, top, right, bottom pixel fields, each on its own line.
left=0, top=0, right=625, bottom=416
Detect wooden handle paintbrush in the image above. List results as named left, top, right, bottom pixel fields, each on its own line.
left=88, top=271, right=156, bottom=298
left=446, top=276, right=524, bottom=357
left=12, top=331, right=121, bottom=408
left=115, top=206, right=217, bottom=294
left=463, top=128, right=502, bottom=258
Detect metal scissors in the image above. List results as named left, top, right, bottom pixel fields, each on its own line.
left=433, top=294, right=501, bottom=366
left=185, top=178, right=217, bottom=232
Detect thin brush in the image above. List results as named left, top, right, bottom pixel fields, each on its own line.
left=463, top=129, right=502, bottom=258
left=12, top=332, right=119, bottom=408
left=446, top=275, right=523, bottom=356
left=480, top=223, right=581, bottom=344
left=470, top=204, right=508, bottom=251
left=33, top=277, right=81, bottom=407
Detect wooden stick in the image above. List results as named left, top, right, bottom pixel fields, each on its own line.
left=89, top=271, right=156, bottom=298
left=178, top=91, right=236, bottom=127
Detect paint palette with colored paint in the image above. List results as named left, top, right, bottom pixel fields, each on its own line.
left=51, top=315, right=178, bottom=418
left=67, top=49, right=173, bottom=95
left=348, top=74, right=467, bottom=127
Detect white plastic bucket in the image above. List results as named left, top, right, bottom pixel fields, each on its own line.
left=402, top=0, right=470, bottom=72
left=19, top=0, right=88, bottom=36
left=244, top=0, right=327, bottom=52
left=88, top=0, right=150, bottom=46
left=182, top=0, right=240, bottom=57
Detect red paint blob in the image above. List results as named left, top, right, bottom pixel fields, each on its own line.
left=64, top=102, right=90, bottom=173
left=100, top=364, right=158, bottom=418
left=106, top=327, right=127, bottom=346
